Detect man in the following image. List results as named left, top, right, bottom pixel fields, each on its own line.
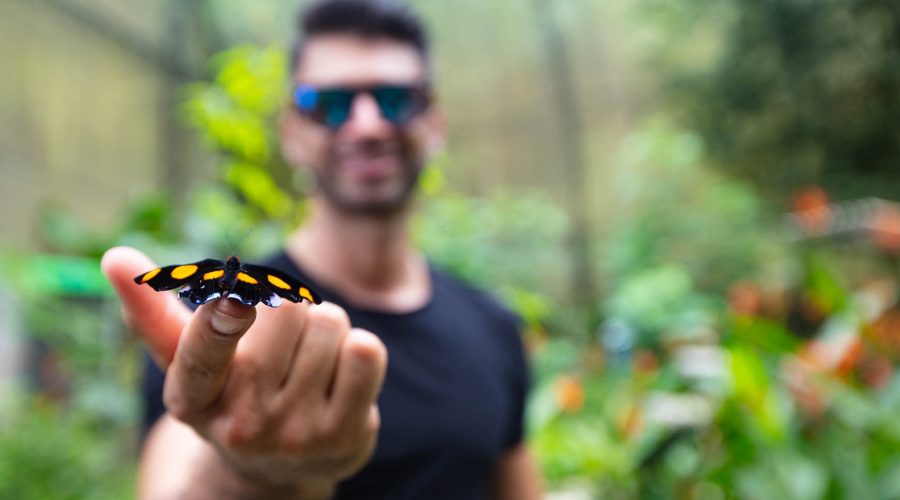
left=101, top=0, right=543, bottom=498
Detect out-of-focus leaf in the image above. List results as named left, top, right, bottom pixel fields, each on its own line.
left=213, top=45, right=287, bottom=115
left=735, top=451, right=827, bottom=500
left=225, top=162, right=294, bottom=218
left=804, top=253, right=849, bottom=315
left=418, top=156, right=448, bottom=197
left=0, top=400, right=135, bottom=500
left=4, top=253, right=109, bottom=297
left=498, top=285, right=553, bottom=331
left=728, top=346, right=788, bottom=441
left=728, top=316, right=801, bottom=354
left=414, top=190, right=569, bottom=295
left=37, top=205, right=109, bottom=257
left=604, top=264, right=717, bottom=347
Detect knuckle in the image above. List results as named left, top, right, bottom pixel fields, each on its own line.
left=232, top=358, right=263, bottom=385
left=308, top=302, right=351, bottom=333
left=316, top=414, right=342, bottom=442
left=323, top=428, right=356, bottom=458
left=280, top=421, right=314, bottom=454
left=330, top=435, right=357, bottom=459
left=366, top=406, right=381, bottom=435
left=178, top=351, right=219, bottom=382
left=162, top=391, right=192, bottom=422
left=346, top=329, right=388, bottom=368
left=222, top=413, right=264, bottom=451
left=315, top=415, right=368, bottom=458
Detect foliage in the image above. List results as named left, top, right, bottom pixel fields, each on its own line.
left=0, top=286, right=138, bottom=499
left=416, top=189, right=569, bottom=290
left=531, top=280, right=900, bottom=498
left=183, top=45, right=308, bottom=245
left=598, top=119, right=787, bottom=349
left=0, top=398, right=136, bottom=500
left=604, top=119, right=783, bottom=293
left=528, top=116, right=900, bottom=498
left=639, top=0, right=900, bottom=200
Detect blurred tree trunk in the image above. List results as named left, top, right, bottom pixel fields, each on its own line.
left=159, top=0, right=190, bottom=214
left=530, top=0, right=596, bottom=307
left=35, top=0, right=231, bottom=221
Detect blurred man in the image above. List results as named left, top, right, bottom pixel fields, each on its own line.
left=101, top=0, right=543, bottom=498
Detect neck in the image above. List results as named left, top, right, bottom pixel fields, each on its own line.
left=286, top=198, right=429, bottom=311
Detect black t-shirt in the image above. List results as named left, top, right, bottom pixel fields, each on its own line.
left=141, top=251, right=530, bottom=500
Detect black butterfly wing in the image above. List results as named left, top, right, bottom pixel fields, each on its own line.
left=230, top=275, right=284, bottom=308
left=220, top=271, right=271, bottom=307
left=241, top=263, right=323, bottom=305
left=134, top=259, right=224, bottom=292
left=179, top=278, right=227, bottom=305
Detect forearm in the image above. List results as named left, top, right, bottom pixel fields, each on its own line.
left=490, top=444, right=543, bottom=500
left=138, top=415, right=335, bottom=500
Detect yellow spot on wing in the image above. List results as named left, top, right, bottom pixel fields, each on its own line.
left=141, top=268, right=161, bottom=282
left=300, top=287, right=315, bottom=303
left=237, top=272, right=258, bottom=284
left=171, top=265, right=198, bottom=280
left=267, top=275, right=291, bottom=289
left=203, top=269, right=225, bottom=280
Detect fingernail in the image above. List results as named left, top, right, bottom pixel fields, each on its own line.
left=210, top=300, right=250, bottom=336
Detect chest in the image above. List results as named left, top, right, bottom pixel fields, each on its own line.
left=355, top=312, right=514, bottom=463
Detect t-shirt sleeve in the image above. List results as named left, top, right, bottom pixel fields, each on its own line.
left=502, top=313, right=531, bottom=449
left=140, top=349, right=166, bottom=441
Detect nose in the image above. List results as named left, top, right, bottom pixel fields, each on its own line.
left=341, top=92, right=392, bottom=136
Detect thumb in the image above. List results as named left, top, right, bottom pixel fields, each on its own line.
left=100, top=246, right=191, bottom=368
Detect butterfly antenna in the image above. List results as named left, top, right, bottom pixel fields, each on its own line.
left=225, top=226, right=254, bottom=257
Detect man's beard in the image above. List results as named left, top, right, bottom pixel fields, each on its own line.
left=312, top=140, right=424, bottom=217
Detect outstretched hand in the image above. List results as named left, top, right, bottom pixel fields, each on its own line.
left=101, top=246, right=387, bottom=496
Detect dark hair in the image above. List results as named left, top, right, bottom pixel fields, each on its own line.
left=290, top=0, right=430, bottom=76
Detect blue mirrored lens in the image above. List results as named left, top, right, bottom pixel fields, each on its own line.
left=317, top=89, right=354, bottom=129
left=294, top=85, right=318, bottom=111
left=294, top=85, right=426, bottom=129
left=371, top=86, right=419, bottom=123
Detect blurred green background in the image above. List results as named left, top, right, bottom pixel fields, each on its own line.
left=2, top=0, right=900, bottom=498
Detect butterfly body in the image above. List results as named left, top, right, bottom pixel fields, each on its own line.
left=134, top=256, right=322, bottom=308
left=215, top=256, right=244, bottom=294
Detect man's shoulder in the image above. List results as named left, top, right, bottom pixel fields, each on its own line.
left=258, top=250, right=294, bottom=271
left=257, top=251, right=520, bottom=331
left=430, top=264, right=520, bottom=330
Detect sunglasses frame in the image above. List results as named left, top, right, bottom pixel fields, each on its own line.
left=293, top=83, right=432, bottom=130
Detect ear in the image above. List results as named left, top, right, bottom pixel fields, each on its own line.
left=279, top=108, right=307, bottom=167
left=421, top=105, right=447, bottom=156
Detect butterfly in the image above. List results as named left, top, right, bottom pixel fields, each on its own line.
left=134, top=256, right=322, bottom=308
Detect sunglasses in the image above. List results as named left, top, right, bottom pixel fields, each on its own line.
left=293, top=83, right=431, bottom=130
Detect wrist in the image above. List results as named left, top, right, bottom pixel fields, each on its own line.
left=194, top=437, right=337, bottom=500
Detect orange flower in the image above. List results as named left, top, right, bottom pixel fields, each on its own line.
left=859, top=355, right=893, bottom=389
left=869, top=308, right=900, bottom=358
left=633, top=349, right=659, bottom=376
left=835, top=338, right=863, bottom=378
left=792, top=186, right=830, bottom=235
left=729, top=282, right=762, bottom=316
left=554, top=375, right=585, bottom=413
left=871, top=205, right=900, bottom=252
left=783, top=358, right=828, bottom=418
left=796, top=341, right=831, bottom=372
left=617, top=404, right=644, bottom=438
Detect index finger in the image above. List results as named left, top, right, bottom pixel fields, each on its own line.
left=100, top=246, right=191, bottom=368
left=163, top=298, right=256, bottom=419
